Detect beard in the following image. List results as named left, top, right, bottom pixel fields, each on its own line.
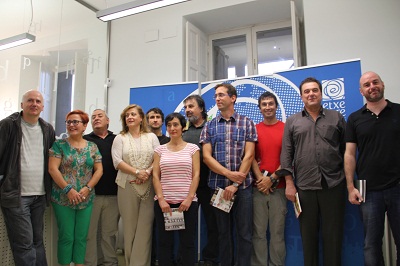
left=365, top=89, right=384, bottom=102
left=187, top=115, right=199, bottom=124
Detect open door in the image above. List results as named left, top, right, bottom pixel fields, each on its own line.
left=291, top=0, right=303, bottom=67
left=185, top=21, right=208, bottom=82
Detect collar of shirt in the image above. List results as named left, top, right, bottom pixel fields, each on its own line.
left=88, top=130, right=113, bottom=139
left=301, top=107, right=325, bottom=117
left=361, top=99, right=392, bottom=114
left=216, top=111, right=239, bottom=122
left=188, top=120, right=206, bottom=129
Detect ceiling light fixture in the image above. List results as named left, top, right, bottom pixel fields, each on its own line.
left=0, top=33, right=36, bottom=51
left=97, top=0, right=190, bottom=22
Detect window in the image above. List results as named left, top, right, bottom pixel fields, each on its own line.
left=209, top=21, right=295, bottom=79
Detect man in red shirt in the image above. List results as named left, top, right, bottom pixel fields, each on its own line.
left=251, top=91, right=287, bottom=266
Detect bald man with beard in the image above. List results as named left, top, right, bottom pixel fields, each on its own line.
left=345, top=71, right=400, bottom=266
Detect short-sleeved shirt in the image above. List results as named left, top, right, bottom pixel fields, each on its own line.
left=199, top=111, right=258, bottom=190
left=157, top=134, right=170, bottom=145
left=255, top=121, right=286, bottom=189
left=345, top=100, right=400, bottom=191
left=280, top=108, right=346, bottom=190
left=84, top=131, right=118, bottom=195
left=49, top=139, right=102, bottom=209
left=154, top=143, right=199, bottom=204
left=183, top=121, right=209, bottom=188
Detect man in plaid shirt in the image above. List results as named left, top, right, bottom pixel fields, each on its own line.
left=200, top=83, right=257, bottom=266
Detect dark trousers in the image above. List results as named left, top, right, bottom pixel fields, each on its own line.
left=155, top=201, right=198, bottom=266
left=298, top=179, right=346, bottom=266
left=197, top=186, right=219, bottom=262
left=214, top=186, right=253, bottom=266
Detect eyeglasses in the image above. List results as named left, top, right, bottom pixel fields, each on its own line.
left=65, top=120, right=83, bottom=126
left=213, top=93, right=230, bottom=99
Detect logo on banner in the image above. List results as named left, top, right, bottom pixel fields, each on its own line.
left=174, top=75, right=303, bottom=124
left=322, top=78, right=345, bottom=100
left=322, top=78, right=346, bottom=117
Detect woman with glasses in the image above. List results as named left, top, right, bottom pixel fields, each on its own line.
left=111, top=104, right=160, bottom=266
left=48, top=110, right=103, bottom=266
left=153, top=112, right=200, bottom=266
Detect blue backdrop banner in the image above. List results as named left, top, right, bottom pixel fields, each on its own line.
left=130, top=59, right=364, bottom=265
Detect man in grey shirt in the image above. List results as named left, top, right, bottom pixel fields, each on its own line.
left=0, top=90, right=55, bottom=266
left=182, top=95, right=219, bottom=266
left=280, top=77, right=346, bottom=266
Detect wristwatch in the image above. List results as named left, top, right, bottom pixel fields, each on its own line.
left=86, top=185, right=93, bottom=192
left=232, top=182, right=239, bottom=188
left=269, top=175, right=277, bottom=183
left=135, top=169, right=140, bottom=175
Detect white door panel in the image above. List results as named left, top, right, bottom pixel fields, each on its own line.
left=186, top=21, right=208, bottom=82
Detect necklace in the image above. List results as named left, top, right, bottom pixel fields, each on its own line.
left=127, top=132, right=152, bottom=200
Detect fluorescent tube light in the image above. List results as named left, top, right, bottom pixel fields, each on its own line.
left=0, top=33, right=36, bottom=51
left=97, top=0, right=190, bottom=22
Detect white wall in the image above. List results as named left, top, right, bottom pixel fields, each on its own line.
left=107, top=0, right=256, bottom=132
left=303, top=0, right=400, bottom=102
left=107, top=0, right=400, bottom=131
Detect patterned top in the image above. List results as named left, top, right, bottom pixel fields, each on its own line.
left=154, top=143, right=199, bottom=204
left=199, top=111, right=257, bottom=189
left=49, top=139, right=102, bottom=209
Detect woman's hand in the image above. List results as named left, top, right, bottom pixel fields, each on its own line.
left=178, top=197, right=193, bottom=212
left=78, top=186, right=90, bottom=202
left=136, top=169, right=150, bottom=184
left=158, top=198, right=171, bottom=214
left=67, top=188, right=83, bottom=205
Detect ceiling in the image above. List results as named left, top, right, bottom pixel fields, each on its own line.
left=0, top=0, right=303, bottom=70
left=0, top=0, right=303, bottom=40
left=81, top=0, right=303, bottom=34
left=81, top=0, right=132, bottom=10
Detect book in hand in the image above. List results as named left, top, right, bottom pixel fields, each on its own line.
left=164, top=208, right=185, bottom=231
left=293, top=192, right=302, bottom=218
left=210, top=187, right=236, bottom=213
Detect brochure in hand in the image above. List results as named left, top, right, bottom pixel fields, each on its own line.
left=210, top=187, right=236, bottom=213
left=293, top=192, right=302, bottom=218
left=164, top=208, right=185, bottom=231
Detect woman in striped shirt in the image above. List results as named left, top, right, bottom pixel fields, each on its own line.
left=152, top=112, right=200, bottom=266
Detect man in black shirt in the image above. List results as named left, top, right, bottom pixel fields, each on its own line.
left=345, top=71, right=400, bottom=266
left=183, top=95, right=219, bottom=266
left=84, top=109, right=119, bottom=266
left=146, top=107, right=170, bottom=145
left=146, top=107, right=169, bottom=265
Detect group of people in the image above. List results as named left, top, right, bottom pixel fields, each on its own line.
left=0, top=71, right=398, bottom=266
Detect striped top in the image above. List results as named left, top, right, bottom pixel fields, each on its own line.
left=155, top=143, right=199, bottom=204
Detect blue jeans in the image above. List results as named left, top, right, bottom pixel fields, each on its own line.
left=213, top=186, right=253, bottom=266
left=1, top=195, right=48, bottom=266
left=360, top=183, right=400, bottom=266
